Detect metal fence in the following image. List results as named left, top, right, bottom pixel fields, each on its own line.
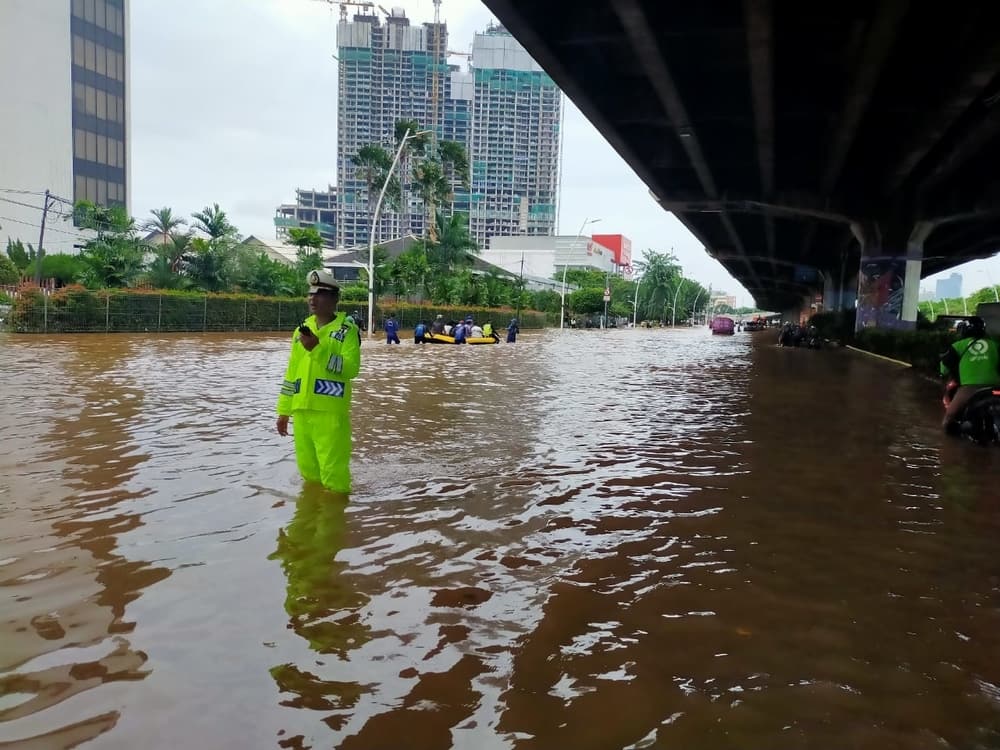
left=8, top=290, right=313, bottom=334
left=5, top=287, right=548, bottom=334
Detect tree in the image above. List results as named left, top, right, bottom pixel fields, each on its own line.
left=6, top=238, right=35, bottom=271
left=185, top=237, right=234, bottom=292
left=144, top=249, right=192, bottom=290
left=389, top=245, right=431, bottom=300
left=240, top=253, right=296, bottom=297
left=393, top=119, right=430, bottom=235
left=25, top=253, right=85, bottom=286
left=287, top=226, right=323, bottom=254
left=163, top=231, right=194, bottom=272
left=426, top=212, right=476, bottom=271
left=412, top=160, right=450, bottom=241
left=188, top=205, right=239, bottom=291
left=438, top=140, right=470, bottom=193
left=142, top=207, right=186, bottom=242
left=192, top=204, right=238, bottom=241
left=569, top=287, right=607, bottom=316
left=0, top=253, right=19, bottom=285
left=633, top=249, right=681, bottom=321
left=73, top=201, right=147, bottom=288
left=353, top=144, right=393, bottom=237
left=421, top=140, right=470, bottom=240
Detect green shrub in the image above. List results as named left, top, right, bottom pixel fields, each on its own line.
left=8, top=287, right=550, bottom=333
left=0, top=254, right=19, bottom=285
left=854, top=328, right=959, bottom=374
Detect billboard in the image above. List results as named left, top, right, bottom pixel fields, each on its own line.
left=856, top=255, right=905, bottom=330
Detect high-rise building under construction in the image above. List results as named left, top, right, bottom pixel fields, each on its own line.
left=334, top=9, right=560, bottom=250
left=468, top=24, right=561, bottom=248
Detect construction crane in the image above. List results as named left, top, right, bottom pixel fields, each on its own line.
left=430, top=0, right=442, bottom=145
left=312, top=0, right=377, bottom=23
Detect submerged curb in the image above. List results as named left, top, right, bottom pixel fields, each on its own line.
left=845, top=344, right=912, bottom=368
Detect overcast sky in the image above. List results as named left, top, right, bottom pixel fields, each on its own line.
left=130, top=0, right=998, bottom=304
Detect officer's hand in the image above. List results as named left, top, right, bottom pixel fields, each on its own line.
left=276, top=415, right=290, bottom=436
left=299, top=329, right=319, bottom=351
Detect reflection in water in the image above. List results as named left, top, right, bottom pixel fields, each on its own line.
left=269, top=486, right=371, bottom=723
left=1, top=337, right=163, bottom=747
left=2, top=329, right=1000, bottom=748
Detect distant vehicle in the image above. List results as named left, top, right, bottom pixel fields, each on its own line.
left=710, top=316, right=735, bottom=335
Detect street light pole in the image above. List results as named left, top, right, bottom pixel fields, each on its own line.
left=632, top=275, right=642, bottom=328
left=561, top=217, right=601, bottom=329
left=689, top=286, right=705, bottom=326
left=367, top=127, right=431, bottom=340
left=602, top=270, right=610, bottom=329
left=670, top=277, right=686, bottom=327
left=983, top=269, right=1000, bottom=303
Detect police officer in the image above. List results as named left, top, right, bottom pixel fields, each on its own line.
left=276, top=270, right=361, bottom=494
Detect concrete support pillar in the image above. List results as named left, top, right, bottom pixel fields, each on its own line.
left=901, top=222, right=934, bottom=326
left=854, top=220, right=934, bottom=331
left=823, top=272, right=836, bottom=311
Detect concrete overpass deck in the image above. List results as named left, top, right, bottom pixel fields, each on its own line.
left=482, top=1, right=1000, bottom=316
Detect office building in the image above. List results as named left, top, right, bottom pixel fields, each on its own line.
left=470, top=25, right=561, bottom=248
left=935, top=273, right=962, bottom=300
left=274, top=186, right=338, bottom=249
left=0, top=0, right=130, bottom=255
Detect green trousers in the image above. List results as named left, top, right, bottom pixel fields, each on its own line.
left=292, top=409, right=352, bottom=494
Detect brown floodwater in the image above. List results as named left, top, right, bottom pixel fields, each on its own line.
left=1, top=328, right=999, bottom=749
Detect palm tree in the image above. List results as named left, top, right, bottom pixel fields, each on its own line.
left=353, top=144, right=392, bottom=239
left=415, top=140, right=470, bottom=242
left=635, top=250, right=681, bottom=322
left=427, top=212, right=477, bottom=271
left=192, top=203, right=237, bottom=241
left=412, top=160, right=451, bottom=242
left=393, top=119, right=430, bottom=235
left=142, top=207, right=186, bottom=245
left=164, top=231, right=193, bottom=272
left=438, top=139, right=470, bottom=210
left=145, top=249, right=192, bottom=290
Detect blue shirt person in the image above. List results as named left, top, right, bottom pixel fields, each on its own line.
left=506, top=318, right=519, bottom=343
left=384, top=315, right=400, bottom=345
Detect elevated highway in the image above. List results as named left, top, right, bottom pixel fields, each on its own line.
left=482, top=1, right=1000, bottom=321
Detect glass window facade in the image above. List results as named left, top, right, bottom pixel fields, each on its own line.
left=71, top=0, right=126, bottom=210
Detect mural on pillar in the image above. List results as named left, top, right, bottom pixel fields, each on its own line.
left=856, top=256, right=905, bottom=329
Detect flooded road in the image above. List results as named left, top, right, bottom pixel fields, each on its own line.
left=2, top=328, right=999, bottom=749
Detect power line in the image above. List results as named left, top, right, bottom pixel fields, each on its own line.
left=0, top=214, right=91, bottom=242
left=0, top=187, right=47, bottom=196
left=0, top=196, right=47, bottom=212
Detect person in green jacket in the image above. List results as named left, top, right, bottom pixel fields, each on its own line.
left=939, top=316, right=1000, bottom=429
left=276, top=270, right=361, bottom=494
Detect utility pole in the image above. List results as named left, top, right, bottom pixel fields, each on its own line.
left=34, top=190, right=54, bottom=287
left=515, top=252, right=524, bottom=323
left=602, top=269, right=610, bottom=328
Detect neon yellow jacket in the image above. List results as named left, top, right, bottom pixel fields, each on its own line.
left=277, top=313, right=361, bottom=418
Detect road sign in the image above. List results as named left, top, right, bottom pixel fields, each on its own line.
left=603, top=287, right=611, bottom=302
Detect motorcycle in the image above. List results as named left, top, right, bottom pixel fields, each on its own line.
left=942, top=380, right=1000, bottom=444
